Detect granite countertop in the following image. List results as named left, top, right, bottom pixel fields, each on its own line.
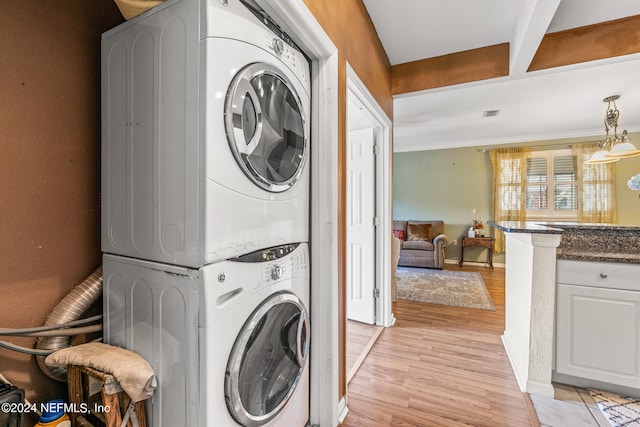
left=544, top=222, right=640, bottom=232
left=488, top=221, right=640, bottom=233
left=488, top=221, right=563, bottom=234
left=488, top=221, right=640, bottom=264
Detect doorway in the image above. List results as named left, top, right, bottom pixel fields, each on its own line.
left=346, top=121, right=377, bottom=324
left=345, top=64, right=393, bottom=328
left=345, top=64, right=393, bottom=384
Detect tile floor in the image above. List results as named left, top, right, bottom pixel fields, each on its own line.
left=531, top=383, right=611, bottom=427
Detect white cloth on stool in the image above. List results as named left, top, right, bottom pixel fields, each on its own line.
left=45, top=342, right=157, bottom=402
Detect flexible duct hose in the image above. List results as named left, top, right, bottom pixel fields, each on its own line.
left=36, top=266, right=103, bottom=382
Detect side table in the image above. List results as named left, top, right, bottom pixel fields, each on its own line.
left=459, top=237, right=495, bottom=269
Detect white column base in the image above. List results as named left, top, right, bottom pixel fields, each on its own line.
left=502, top=232, right=561, bottom=398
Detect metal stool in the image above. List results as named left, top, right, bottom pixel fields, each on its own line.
left=66, top=365, right=147, bottom=427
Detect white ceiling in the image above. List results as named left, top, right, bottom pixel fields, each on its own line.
left=361, top=0, right=640, bottom=152
left=363, top=0, right=523, bottom=65
left=547, top=0, right=640, bottom=32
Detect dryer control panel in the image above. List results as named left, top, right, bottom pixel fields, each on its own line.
left=262, top=33, right=309, bottom=89
left=237, top=0, right=310, bottom=87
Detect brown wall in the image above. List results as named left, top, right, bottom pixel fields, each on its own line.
left=0, top=0, right=392, bottom=415
left=0, top=0, right=123, bottom=416
left=303, top=0, right=393, bottom=402
left=304, top=0, right=393, bottom=118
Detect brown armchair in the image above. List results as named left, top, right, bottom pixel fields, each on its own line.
left=393, top=220, right=449, bottom=269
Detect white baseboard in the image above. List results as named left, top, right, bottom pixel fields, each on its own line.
left=502, top=334, right=526, bottom=393
left=338, top=396, right=348, bottom=423
left=527, top=379, right=555, bottom=397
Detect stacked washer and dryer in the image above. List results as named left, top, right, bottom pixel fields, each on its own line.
left=100, top=0, right=311, bottom=426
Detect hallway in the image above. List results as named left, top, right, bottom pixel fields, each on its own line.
left=340, top=265, right=536, bottom=427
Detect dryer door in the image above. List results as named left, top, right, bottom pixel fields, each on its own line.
left=225, top=63, right=307, bottom=193
left=225, top=291, right=309, bottom=426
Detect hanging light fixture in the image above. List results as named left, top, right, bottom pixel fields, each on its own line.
left=586, top=95, right=640, bottom=165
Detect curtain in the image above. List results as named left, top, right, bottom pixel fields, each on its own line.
left=572, top=143, right=617, bottom=223
left=489, top=147, right=531, bottom=252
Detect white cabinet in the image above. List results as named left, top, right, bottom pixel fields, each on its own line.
left=556, top=260, right=640, bottom=389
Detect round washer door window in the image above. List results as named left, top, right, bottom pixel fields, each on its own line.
left=225, top=291, right=309, bottom=426
left=225, top=63, right=307, bottom=193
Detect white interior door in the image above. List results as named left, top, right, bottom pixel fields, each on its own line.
left=346, top=128, right=376, bottom=324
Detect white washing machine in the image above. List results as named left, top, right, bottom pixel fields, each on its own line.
left=101, top=0, right=311, bottom=268
left=103, top=242, right=310, bottom=426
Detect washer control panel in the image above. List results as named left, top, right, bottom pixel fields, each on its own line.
left=213, top=243, right=308, bottom=297
left=262, top=243, right=308, bottom=283
left=234, top=243, right=300, bottom=263
left=232, top=243, right=308, bottom=283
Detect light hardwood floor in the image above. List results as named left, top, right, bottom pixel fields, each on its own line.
left=340, top=264, right=535, bottom=427
left=347, top=320, right=384, bottom=384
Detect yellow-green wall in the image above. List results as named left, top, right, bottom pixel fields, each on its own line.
left=393, top=147, right=501, bottom=264
left=616, top=152, right=640, bottom=225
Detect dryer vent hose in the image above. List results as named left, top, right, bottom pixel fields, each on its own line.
left=36, top=266, right=103, bottom=382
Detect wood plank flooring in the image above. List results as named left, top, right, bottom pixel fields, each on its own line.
left=347, top=320, right=384, bottom=384
left=340, top=264, right=534, bottom=427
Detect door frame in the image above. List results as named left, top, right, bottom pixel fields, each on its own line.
left=346, top=64, right=394, bottom=328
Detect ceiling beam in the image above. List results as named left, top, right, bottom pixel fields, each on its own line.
left=510, top=0, right=561, bottom=76
left=529, top=14, right=640, bottom=71
left=391, top=43, right=509, bottom=95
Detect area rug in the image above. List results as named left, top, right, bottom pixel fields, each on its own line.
left=395, top=267, right=495, bottom=311
left=589, top=389, right=640, bottom=427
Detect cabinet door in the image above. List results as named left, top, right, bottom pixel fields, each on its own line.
left=556, top=284, right=640, bottom=388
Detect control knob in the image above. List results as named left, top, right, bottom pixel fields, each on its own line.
left=272, top=38, right=284, bottom=56
left=271, top=266, right=283, bottom=280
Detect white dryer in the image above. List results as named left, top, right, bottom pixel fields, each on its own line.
left=103, top=242, right=310, bottom=426
left=101, top=0, right=310, bottom=268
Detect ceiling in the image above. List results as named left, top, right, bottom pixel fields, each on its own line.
left=360, top=0, right=640, bottom=152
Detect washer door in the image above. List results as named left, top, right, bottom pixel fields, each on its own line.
left=225, top=291, right=309, bottom=426
left=225, top=63, right=307, bottom=193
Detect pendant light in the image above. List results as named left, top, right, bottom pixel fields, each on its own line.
left=586, top=95, right=640, bottom=165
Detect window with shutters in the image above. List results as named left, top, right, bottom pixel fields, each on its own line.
left=525, top=149, right=577, bottom=220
